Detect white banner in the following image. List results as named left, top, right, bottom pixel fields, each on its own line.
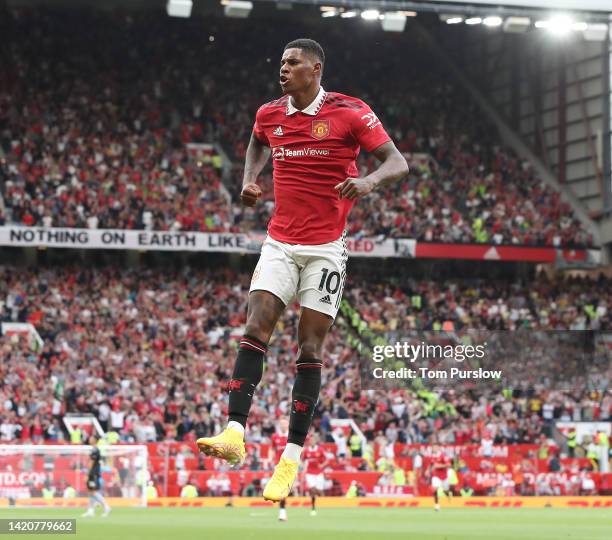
left=0, top=227, right=415, bottom=258
left=0, top=227, right=257, bottom=252
left=345, top=237, right=411, bottom=258
left=556, top=422, right=611, bottom=438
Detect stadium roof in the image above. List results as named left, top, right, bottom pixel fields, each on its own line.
left=5, top=0, right=612, bottom=20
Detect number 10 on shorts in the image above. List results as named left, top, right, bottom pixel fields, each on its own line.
left=318, top=268, right=341, bottom=294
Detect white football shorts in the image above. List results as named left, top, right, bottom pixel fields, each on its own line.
left=305, top=473, right=326, bottom=492
left=249, top=233, right=348, bottom=319
left=431, top=476, right=450, bottom=491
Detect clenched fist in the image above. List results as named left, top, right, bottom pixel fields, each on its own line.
left=241, top=183, right=262, bottom=207
left=334, top=177, right=376, bottom=200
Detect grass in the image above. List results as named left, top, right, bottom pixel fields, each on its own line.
left=2, top=507, right=611, bottom=540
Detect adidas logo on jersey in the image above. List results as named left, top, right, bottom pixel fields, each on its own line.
left=273, top=126, right=283, bottom=136
left=319, top=295, right=332, bottom=305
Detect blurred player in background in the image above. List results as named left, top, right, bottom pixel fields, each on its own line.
left=269, top=418, right=289, bottom=521
left=197, top=37, right=408, bottom=503
left=430, top=447, right=451, bottom=512
left=81, top=437, right=111, bottom=518
left=302, top=435, right=329, bottom=515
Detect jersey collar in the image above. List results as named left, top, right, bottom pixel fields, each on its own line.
left=286, top=86, right=326, bottom=116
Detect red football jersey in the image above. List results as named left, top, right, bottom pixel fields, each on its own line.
left=431, top=453, right=451, bottom=480
left=271, top=432, right=288, bottom=462
left=253, top=87, right=391, bottom=244
left=303, top=445, right=327, bottom=474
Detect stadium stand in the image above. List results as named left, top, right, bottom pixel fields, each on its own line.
left=1, top=265, right=610, bottom=440
left=1, top=263, right=610, bottom=495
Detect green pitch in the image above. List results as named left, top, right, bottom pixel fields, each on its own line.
left=3, top=507, right=611, bottom=540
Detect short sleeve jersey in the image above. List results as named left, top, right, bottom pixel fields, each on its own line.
left=253, top=87, right=391, bottom=244
left=303, top=444, right=327, bottom=474
left=431, top=453, right=451, bottom=480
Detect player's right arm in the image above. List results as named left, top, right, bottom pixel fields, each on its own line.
left=241, top=108, right=271, bottom=206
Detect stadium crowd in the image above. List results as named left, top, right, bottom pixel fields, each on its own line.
left=1, top=265, right=610, bottom=451
left=0, top=9, right=593, bottom=247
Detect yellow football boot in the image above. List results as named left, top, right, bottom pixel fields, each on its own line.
left=196, top=427, right=245, bottom=465
left=263, top=457, right=299, bottom=502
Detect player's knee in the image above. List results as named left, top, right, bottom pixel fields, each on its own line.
left=245, top=293, right=283, bottom=341
left=297, top=339, right=323, bottom=360
left=244, top=319, right=273, bottom=343
left=244, top=312, right=277, bottom=343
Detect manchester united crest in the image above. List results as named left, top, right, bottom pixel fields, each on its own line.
left=311, top=119, right=330, bottom=140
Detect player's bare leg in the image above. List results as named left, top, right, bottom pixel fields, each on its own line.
left=278, top=498, right=287, bottom=521
left=82, top=491, right=110, bottom=518
left=310, top=487, right=320, bottom=516
left=264, top=308, right=332, bottom=501
left=434, top=487, right=443, bottom=511
left=197, top=291, right=284, bottom=464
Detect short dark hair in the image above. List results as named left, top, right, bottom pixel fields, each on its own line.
left=284, top=38, right=325, bottom=66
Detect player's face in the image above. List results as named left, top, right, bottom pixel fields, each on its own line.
left=279, top=48, right=320, bottom=94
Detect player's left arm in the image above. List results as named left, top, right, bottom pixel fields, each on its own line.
left=335, top=141, right=408, bottom=200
